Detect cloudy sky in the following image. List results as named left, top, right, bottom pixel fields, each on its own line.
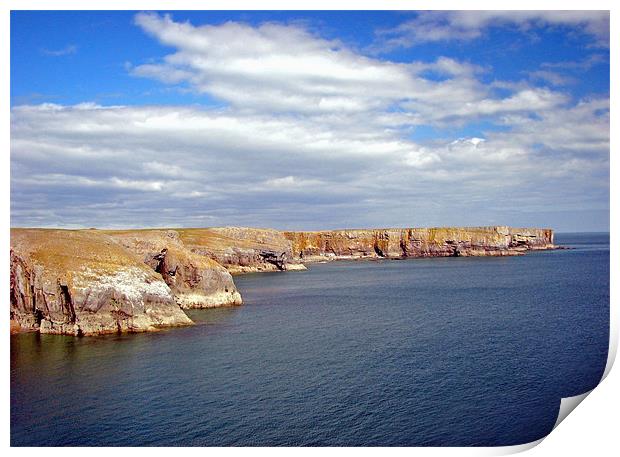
left=10, top=10, right=609, bottom=231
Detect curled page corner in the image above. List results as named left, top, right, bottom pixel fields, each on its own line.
left=480, top=393, right=591, bottom=456
left=512, top=291, right=616, bottom=453
left=474, top=438, right=545, bottom=456
left=486, top=329, right=617, bottom=455
left=553, top=391, right=592, bottom=430
left=601, top=316, right=618, bottom=382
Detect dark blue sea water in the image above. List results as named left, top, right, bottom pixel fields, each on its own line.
left=10, top=233, right=609, bottom=446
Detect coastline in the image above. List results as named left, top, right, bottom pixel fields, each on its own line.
left=10, top=225, right=557, bottom=336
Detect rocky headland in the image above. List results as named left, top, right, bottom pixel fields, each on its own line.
left=10, top=229, right=193, bottom=336
left=10, top=226, right=556, bottom=335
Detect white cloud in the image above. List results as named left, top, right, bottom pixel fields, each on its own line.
left=264, top=176, right=324, bottom=189
left=41, top=44, right=78, bottom=57
left=403, top=87, right=567, bottom=124
left=541, top=53, right=607, bottom=70
left=130, top=13, right=563, bottom=123
left=122, top=10, right=583, bottom=153
left=142, top=161, right=187, bottom=178
left=131, top=12, right=413, bottom=114
left=13, top=173, right=165, bottom=193
left=377, top=11, right=610, bottom=49
left=527, top=70, right=575, bottom=86
left=10, top=97, right=608, bottom=229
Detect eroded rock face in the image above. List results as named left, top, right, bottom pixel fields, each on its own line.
left=10, top=229, right=192, bottom=335
left=175, top=227, right=307, bottom=274
left=107, top=230, right=242, bottom=308
left=283, top=226, right=555, bottom=262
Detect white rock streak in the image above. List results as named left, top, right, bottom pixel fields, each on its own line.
left=75, top=267, right=173, bottom=306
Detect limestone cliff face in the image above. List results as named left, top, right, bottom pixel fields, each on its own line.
left=106, top=230, right=242, bottom=308
left=284, top=226, right=554, bottom=262
left=10, top=229, right=192, bottom=335
left=175, top=227, right=306, bottom=274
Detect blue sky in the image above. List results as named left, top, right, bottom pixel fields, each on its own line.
left=10, top=10, right=610, bottom=231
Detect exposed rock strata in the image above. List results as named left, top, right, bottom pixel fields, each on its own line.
left=175, top=227, right=307, bottom=274
left=105, top=230, right=242, bottom=308
left=10, top=229, right=192, bottom=336
left=284, top=226, right=554, bottom=262
left=167, top=226, right=554, bottom=270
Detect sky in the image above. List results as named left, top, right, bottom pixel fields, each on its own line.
left=10, top=10, right=610, bottom=231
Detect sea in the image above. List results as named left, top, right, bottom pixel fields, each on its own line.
left=10, top=233, right=610, bottom=446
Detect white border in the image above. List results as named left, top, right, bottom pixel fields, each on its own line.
left=3, top=0, right=616, bottom=455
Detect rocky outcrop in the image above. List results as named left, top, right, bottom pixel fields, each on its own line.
left=175, top=227, right=307, bottom=274
left=10, top=229, right=192, bottom=336
left=106, top=230, right=242, bottom=308
left=10, top=228, right=244, bottom=336
left=284, top=226, right=555, bottom=262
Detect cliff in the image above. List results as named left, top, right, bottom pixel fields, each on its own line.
left=10, top=228, right=244, bottom=335
left=104, top=230, right=242, bottom=308
left=174, top=227, right=307, bottom=274
left=10, top=229, right=193, bottom=335
left=10, top=225, right=555, bottom=336
left=284, top=226, right=554, bottom=262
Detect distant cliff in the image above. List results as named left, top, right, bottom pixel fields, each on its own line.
left=10, top=226, right=555, bottom=336
left=171, top=226, right=554, bottom=272
left=284, top=226, right=554, bottom=262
